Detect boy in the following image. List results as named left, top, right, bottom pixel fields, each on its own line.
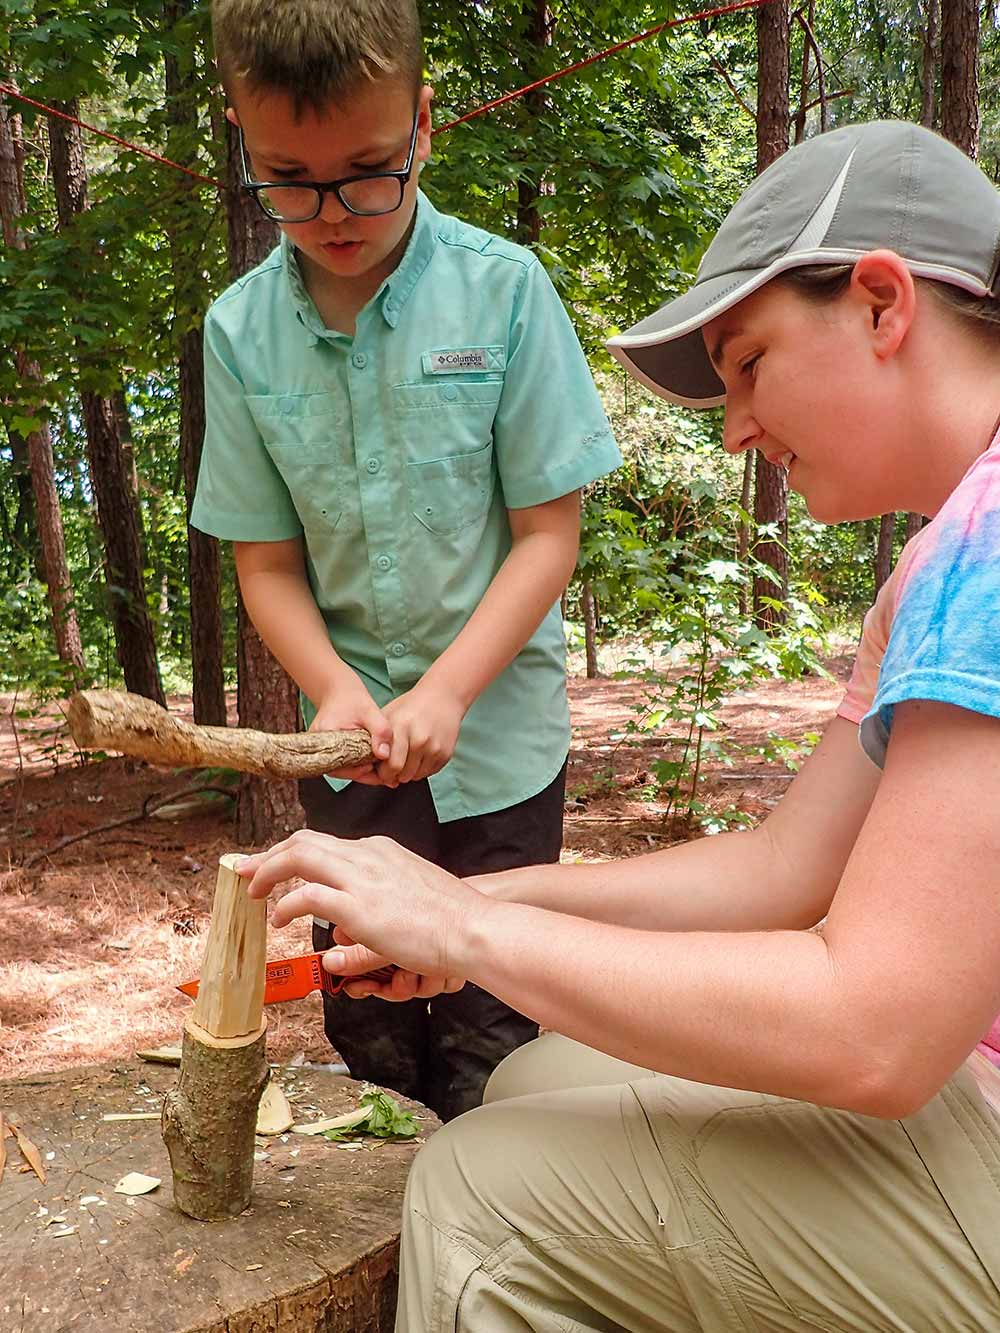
left=191, top=0, right=621, bottom=1120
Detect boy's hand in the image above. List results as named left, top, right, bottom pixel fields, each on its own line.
left=375, top=681, right=465, bottom=787
left=311, top=690, right=393, bottom=785
left=238, top=830, right=488, bottom=982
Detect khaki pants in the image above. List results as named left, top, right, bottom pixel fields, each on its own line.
left=395, top=1034, right=1000, bottom=1330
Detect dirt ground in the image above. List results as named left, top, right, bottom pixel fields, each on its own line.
left=0, top=645, right=854, bottom=1082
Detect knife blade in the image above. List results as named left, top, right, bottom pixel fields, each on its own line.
left=177, top=951, right=396, bottom=1004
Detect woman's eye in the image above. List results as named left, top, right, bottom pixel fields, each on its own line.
left=741, top=354, right=761, bottom=377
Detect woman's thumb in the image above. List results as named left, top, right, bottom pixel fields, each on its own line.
left=322, top=942, right=389, bottom=976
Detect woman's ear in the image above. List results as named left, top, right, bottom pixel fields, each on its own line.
left=850, top=250, right=916, bottom=360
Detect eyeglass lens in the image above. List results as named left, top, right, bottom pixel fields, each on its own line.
left=256, top=176, right=406, bottom=221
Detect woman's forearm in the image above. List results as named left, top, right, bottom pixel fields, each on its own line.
left=475, top=823, right=826, bottom=931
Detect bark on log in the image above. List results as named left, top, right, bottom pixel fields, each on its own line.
left=162, top=855, right=270, bottom=1220
left=67, top=688, right=372, bottom=778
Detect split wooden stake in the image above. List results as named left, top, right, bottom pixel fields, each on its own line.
left=162, top=854, right=269, bottom=1220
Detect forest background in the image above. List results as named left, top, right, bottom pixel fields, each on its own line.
left=0, top=0, right=993, bottom=844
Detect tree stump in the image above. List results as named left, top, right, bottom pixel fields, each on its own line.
left=0, top=1059, right=438, bottom=1332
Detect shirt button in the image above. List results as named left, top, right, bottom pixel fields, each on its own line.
left=375, top=554, right=393, bottom=572
left=390, top=642, right=406, bottom=658
left=352, top=351, right=368, bottom=369
left=366, top=457, right=381, bottom=474
left=443, top=385, right=459, bottom=402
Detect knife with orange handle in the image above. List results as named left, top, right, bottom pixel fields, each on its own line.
left=177, top=951, right=396, bottom=1004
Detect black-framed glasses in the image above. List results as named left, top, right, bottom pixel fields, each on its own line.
left=238, top=112, right=421, bottom=222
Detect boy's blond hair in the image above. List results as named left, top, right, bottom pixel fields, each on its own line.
left=213, top=0, right=423, bottom=114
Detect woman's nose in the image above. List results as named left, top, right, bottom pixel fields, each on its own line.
left=722, top=401, right=762, bottom=456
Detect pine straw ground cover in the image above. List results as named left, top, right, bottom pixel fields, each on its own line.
left=0, top=647, right=851, bottom=1081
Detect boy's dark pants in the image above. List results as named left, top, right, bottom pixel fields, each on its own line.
left=301, top=764, right=566, bottom=1123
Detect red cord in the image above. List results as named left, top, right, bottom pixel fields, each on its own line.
left=0, top=82, right=221, bottom=186
left=0, top=0, right=776, bottom=186
left=433, top=0, right=776, bottom=135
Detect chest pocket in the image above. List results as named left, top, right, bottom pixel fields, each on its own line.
left=245, top=393, right=351, bottom=535
left=393, top=380, right=502, bottom=535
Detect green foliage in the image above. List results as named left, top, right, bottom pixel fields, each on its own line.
left=321, top=1088, right=420, bottom=1141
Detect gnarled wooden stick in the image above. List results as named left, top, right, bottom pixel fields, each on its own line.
left=66, top=689, right=371, bottom=778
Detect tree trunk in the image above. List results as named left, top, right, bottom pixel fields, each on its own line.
left=514, top=1, right=550, bottom=247
left=582, top=582, right=599, bottom=679
left=904, top=511, right=924, bottom=544
left=874, top=512, right=896, bottom=594
left=166, top=0, right=226, bottom=726
left=48, top=102, right=164, bottom=704
left=220, top=115, right=302, bottom=841
left=162, top=854, right=269, bottom=1220
left=940, top=0, right=979, bottom=158
left=921, top=0, right=940, bottom=129
left=753, top=0, right=790, bottom=630
left=0, top=89, right=86, bottom=679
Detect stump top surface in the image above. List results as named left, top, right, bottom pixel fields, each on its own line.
left=0, top=1060, right=438, bottom=1333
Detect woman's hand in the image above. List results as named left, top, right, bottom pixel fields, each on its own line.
left=238, top=829, right=488, bottom=981
left=322, top=927, right=465, bottom=1002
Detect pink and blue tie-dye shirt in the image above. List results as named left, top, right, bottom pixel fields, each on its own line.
left=838, top=431, right=1000, bottom=1071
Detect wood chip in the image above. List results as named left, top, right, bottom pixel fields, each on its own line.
left=290, top=1106, right=371, bottom=1136
left=8, top=1121, right=46, bottom=1183
left=256, top=1080, right=294, bottom=1136
left=136, top=1046, right=182, bottom=1065
left=102, top=1112, right=161, bottom=1121
left=114, top=1173, right=161, bottom=1195
left=245, top=1263, right=263, bottom=1271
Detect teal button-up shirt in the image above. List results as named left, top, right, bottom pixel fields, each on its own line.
left=192, top=191, right=621, bottom=821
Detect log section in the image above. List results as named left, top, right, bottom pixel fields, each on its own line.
left=66, top=688, right=372, bottom=778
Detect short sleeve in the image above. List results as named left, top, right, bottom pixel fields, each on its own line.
left=492, top=261, right=621, bottom=508
left=190, top=309, right=304, bottom=542
left=859, top=468, right=1000, bottom=767
left=836, top=565, right=899, bottom=726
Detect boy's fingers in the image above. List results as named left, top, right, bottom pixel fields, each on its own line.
left=360, top=704, right=393, bottom=761
left=378, top=728, right=410, bottom=786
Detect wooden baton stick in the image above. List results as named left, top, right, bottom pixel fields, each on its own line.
left=66, top=689, right=372, bottom=778
left=162, top=854, right=269, bottom=1220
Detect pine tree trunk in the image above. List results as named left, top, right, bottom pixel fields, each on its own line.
left=220, top=115, right=302, bottom=842
left=582, top=583, right=599, bottom=679
left=165, top=0, right=226, bottom=726
left=514, top=1, right=550, bottom=248
left=921, top=0, right=940, bottom=129
left=940, top=0, right=979, bottom=158
left=753, top=1, right=790, bottom=631
left=48, top=102, right=164, bottom=703
left=874, top=512, right=896, bottom=594
left=0, top=89, right=86, bottom=679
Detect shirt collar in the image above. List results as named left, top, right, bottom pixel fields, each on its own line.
left=281, top=189, right=439, bottom=340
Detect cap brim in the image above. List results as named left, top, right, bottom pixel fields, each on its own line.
left=608, top=267, right=773, bottom=408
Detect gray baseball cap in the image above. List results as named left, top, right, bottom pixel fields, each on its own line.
left=607, top=120, right=1000, bottom=408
